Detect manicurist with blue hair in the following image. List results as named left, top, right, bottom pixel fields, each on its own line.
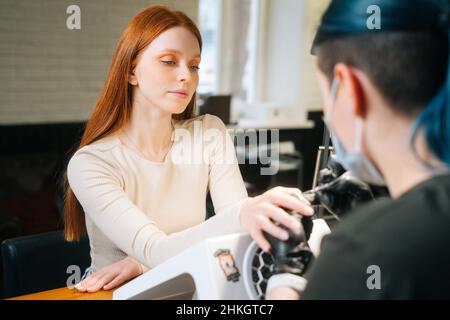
left=265, top=0, right=450, bottom=299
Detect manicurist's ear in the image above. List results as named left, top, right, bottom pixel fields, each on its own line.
left=333, top=63, right=366, bottom=119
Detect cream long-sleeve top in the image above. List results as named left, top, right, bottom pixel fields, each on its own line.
left=67, top=114, right=248, bottom=271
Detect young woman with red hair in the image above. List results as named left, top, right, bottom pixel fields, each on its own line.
left=64, top=5, right=312, bottom=292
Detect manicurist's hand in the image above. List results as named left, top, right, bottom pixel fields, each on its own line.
left=75, top=256, right=145, bottom=292
left=239, top=186, right=314, bottom=252
left=265, top=287, right=301, bottom=300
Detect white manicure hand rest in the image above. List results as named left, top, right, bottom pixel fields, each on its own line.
left=113, top=219, right=331, bottom=300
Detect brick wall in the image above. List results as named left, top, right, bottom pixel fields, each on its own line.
left=0, top=0, right=198, bottom=125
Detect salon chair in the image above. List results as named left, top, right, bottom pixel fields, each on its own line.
left=1, top=230, right=90, bottom=298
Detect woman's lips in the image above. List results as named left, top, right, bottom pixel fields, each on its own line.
left=168, top=90, right=188, bottom=98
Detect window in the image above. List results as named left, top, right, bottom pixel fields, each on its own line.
left=198, top=0, right=221, bottom=94
left=198, top=0, right=255, bottom=102
left=198, top=0, right=330, bottom=125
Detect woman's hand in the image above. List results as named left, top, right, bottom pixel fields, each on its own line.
left=75, top=256, right=145, bottom=292
left=239, top=186, right=314, bottom=252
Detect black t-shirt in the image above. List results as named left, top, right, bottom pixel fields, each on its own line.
left=302, top=174, right=450, bottom=299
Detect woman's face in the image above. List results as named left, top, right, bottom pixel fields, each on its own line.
left=129, top=26, right=201, bottom=115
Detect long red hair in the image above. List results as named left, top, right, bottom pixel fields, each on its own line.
left=64, top=5, right=202, bottom=241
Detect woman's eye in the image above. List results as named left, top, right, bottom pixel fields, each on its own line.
left=190, top=65, right=200, bottom=71
left=161, top=60, right=176, bottom=66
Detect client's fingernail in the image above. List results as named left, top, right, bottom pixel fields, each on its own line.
left=306, top=207, right=315, bottom=215
left=280, top=231, right=289, bottom=240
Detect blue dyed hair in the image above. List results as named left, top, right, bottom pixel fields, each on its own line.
left=312, top=0, right=450, bottom=167
left=411, top=43, right=450, bottom=167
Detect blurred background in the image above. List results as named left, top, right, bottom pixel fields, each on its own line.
left=0, top=0, right=331, bottom=298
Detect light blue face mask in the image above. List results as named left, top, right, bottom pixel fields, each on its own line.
left=324, top=77, right=386, bottom=186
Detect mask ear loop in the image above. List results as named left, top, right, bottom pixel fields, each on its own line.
left=321, top=77, right=344, bottom=221
left=354, top=118, right=363, bottom=153
left=321, top=77, right=341, bottom=172
left=326, top=77, right=340, bottom=121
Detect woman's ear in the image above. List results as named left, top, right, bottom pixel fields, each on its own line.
left=128, top=68, right=138, bottom=86
left=333, top=63, right=366, bottom=119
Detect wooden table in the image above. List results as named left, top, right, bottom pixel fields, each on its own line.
left=8, top=287, right=113, bottom=300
